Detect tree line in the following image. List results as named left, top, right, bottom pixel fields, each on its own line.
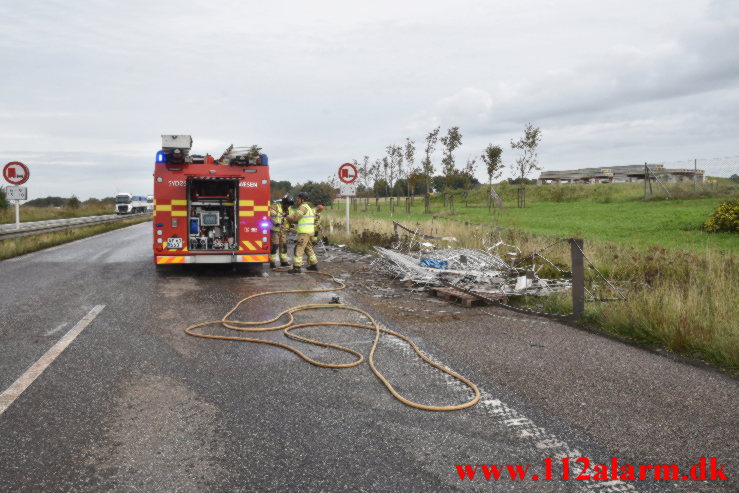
left=328, top=123, right=541, bottom=209
left=0, top=191, right=117, bottom=210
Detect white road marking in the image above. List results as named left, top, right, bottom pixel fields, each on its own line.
left=0, top=305, right=105, bottom=416
left=380, top=327, right=637, bottom=492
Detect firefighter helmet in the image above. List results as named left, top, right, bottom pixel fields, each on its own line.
left=316, top=204, right=324, bottom=212
left=297, top=191, right=309, bottom=201
left=282, top=194, right=294, bottom=206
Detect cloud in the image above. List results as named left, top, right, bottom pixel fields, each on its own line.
left=0, top=0, right=737, bottom=197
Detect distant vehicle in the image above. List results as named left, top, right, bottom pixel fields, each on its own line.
left=115, top=193, right=148, bottom=214
left=146, top=195, right=154, bottom=213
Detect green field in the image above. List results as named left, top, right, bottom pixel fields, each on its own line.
left=328, top=186, right=737, bottom=252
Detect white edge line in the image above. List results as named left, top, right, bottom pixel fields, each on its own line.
left=0, top=305, right=105, bottom=416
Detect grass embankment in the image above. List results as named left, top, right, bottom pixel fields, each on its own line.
left=0, top=204, right=114, bottom=224
left=323, top=185, right=738, bottom=369
left=0, top=216, right=151, bottom=261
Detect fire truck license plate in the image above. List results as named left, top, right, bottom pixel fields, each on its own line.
left=166, top=237, right=183, bottom=249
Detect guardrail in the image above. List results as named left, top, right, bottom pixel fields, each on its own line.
left=0, top=213, right=150, bottom=240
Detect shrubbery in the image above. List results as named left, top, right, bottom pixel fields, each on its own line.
left=703, top=199, right=739, bottom=233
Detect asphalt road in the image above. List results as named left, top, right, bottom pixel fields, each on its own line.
left=0, top=222, right=735, bottom=492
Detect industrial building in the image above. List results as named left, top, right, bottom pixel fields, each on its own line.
left=537, top=164, right=704, bottom=185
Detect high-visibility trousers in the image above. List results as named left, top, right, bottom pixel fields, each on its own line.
left=293, top=233, right=317, bottom=267
left=270, top=230, right=288, bottom=264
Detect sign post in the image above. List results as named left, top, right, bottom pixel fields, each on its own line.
left=338, top=162, right=357, bottom=234
left=3, top=162, right=30, bottom=230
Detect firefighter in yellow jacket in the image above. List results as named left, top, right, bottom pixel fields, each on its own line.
left=285, top=192, right=318, bottom=273
left=269, top=195, right=291, bottom=268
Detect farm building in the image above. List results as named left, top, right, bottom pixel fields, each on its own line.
left=537, top=164, right=704, bottom=185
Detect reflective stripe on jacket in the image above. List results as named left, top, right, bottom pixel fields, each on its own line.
left=296, top=204, right=315, bottom=235
left=269, top=203, right=283, bottom=232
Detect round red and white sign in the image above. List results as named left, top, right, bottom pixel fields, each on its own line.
left=338, top=162, right=357, bottom=184
left=3, top=161, right=30, bottom=185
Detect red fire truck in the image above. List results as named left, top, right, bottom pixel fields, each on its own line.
left=152, top=135, right=271, bottom=269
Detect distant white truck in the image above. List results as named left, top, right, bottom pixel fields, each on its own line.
left=115, top=193, right=148, bottom=214
left=146, top=195, right=154, bottom=213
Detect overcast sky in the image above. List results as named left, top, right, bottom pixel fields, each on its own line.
left=1, top=0, right=737, bottom=200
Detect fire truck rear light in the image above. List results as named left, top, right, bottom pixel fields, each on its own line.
left=260, top=222, right=269, bottom=228
left=157, top=238, right=163, bottom=243
left=157, top=230, right=162, bottom=235
left=156, top=151, right=166, bottom=163
left=263, top=236, right=267, bottom=242
left=172, top=218, right=178, bottom=227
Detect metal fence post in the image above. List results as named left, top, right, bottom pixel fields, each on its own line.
left=644, top=162, right=648, bottom=199
left=570, top=238, right=585, bottom=318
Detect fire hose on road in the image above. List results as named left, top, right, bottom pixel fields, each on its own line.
left=184, top=270, right=480, bottom=412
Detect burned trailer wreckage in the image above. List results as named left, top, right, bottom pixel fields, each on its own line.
left=371, top=222, right=573, bottom=305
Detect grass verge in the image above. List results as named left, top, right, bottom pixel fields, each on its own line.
left=0, top=204, right=116, bottom=224
left=321, top=215, right=738, bottom=370
left=0, top=216, right=151, bottom=261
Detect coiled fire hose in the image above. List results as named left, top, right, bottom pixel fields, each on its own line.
left=184, top=270, right=480, bottom=411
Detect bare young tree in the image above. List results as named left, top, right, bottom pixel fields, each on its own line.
left=481, top=144, right=504, bottom=209
left=510, top=122, right=542, bottom=207
left=511, top=122, right=542, bottom=182
left=460, top=157, right=477, bottom=207
left=355, top=155, right=373, bottom=194
left=326, top=172, right=339, bottom=190
left=481, top=144, right=504, bottom=184
left=462, top=156, right=477, bottom=177
left=440, top=126, right=463, bottom=191
left=371, top=158, right=384, bottom=187
left=422, top=127, right=440, bottom=205
left=385, top=144, right=403, bottom=200
left=403, top=138, right=416, bottom=198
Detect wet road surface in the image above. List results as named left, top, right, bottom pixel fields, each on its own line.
left=0, top=222, right=735, bottom=492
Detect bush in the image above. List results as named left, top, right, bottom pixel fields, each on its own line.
left=0, top=187, right=8, bottom=209
left=293, top=181, right=335, bottom=207
left=703, top=199, right=739, bottom=233
left=67, top=195, right=81, bottom=209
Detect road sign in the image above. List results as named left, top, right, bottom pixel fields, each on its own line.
left=3, top=161, right=30, bottom=185
left=338, top=162, right=357, bottom=184
left=339, top=183, right=356, bottom=196
left=5, top=186, right=27, bottom=201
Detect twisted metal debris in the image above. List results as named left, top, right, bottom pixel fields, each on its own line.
left=373, top=244, right=572, bottom=297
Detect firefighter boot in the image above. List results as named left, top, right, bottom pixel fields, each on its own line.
left=280, top=261, right=290, bottom=267
left=306, top=264, right=319, bottom=271
left=270, top=261, right=277, bottom=269
left=288, top=266, right=302, bottom=274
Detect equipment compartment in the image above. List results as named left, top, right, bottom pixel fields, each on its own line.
left=187, top=178, right=238, bottom=251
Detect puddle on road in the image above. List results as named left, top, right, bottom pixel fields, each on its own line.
left=157, top=277, right=201, bottom=299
